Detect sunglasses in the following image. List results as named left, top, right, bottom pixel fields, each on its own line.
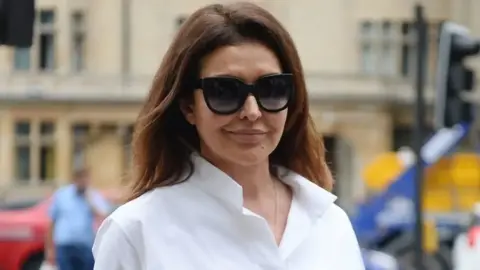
left=195, top=73, right=294, bottom=115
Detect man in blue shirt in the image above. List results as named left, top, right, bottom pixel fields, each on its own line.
left=45, top=169, right=111, bottom=270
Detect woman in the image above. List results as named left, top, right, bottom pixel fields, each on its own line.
left=93, top=2, right=364, bottom=269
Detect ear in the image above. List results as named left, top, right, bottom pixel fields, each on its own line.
left=179, top=99, right=196, bottom=125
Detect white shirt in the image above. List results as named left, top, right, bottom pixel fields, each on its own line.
left=93, top=154, right=365, bottom=270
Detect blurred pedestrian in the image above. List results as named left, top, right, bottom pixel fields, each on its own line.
left=45, top=169, right=111, bottom=270
left=93, top=2, right=364, bottom=269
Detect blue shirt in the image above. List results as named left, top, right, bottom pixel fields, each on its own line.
left=49, top=184, right=111, bottom=247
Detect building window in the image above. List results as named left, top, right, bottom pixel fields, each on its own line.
left=14, top=121, right=31, bottom=181
left=380, top=22, right=396, bottom=76
left=14, top=120, right=56, bottom=183
left=359, top=20, right=439, bottom=79
left=38, top=9, right=56, bottom=71
left=359, top=22, right=377, bottom=75
left=400, top=22, right=416, bottom=78
left=39, top=121, right=55, bottom=181
left=360, top=43, right=375, bottom=75
left=72, top=123, right=90, bottom=172
left=12, top=10, right=57, bottom=72
left=13, top=47, right=31, bottom=71
left=71, top=11, right=86, bottom=72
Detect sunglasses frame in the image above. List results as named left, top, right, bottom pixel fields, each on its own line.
left=195, top=73, right=295, bottom=115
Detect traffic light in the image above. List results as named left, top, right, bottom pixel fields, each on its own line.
left=0, top=0, right=35, bottom=48
left=434, top=22, right=480, bottom=129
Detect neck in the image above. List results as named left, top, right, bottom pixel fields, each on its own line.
left=202, top=152, right=273, bottom=199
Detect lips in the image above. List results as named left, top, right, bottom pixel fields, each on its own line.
left=224, top=129, right=267, bottom=143
left=226, top=129, right=267, bottom=135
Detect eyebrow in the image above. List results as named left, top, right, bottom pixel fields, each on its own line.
left=202, top=72, right=282, bottom=81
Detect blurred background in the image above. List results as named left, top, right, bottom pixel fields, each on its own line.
left=3, top=0, right=479, bottom=208
left=1, top=0, right=480, bottom=269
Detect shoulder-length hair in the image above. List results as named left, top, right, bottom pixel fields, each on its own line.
left=129, top=2, right=333, bottom=200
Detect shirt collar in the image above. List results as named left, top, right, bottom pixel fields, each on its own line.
left=189, top=152, right=337, bottom=219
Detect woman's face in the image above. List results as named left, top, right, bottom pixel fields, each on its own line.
left=182, top=42, right=289, bottom=167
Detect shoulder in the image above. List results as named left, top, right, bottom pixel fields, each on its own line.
left=322, top=203, right=352, bottom=226
left=321, top=204, right=358, bottom=242
left=56, top=184, right=73, bottom=194
left=319, top=204, right=364, bottom=265
left=94, top=184, right=200, bottom=265
left=103, top=182, right=200, bottom=237
left=93, top=190, right=160, bottom=268
left=52, top=185, right=73, bottom=200
left=88, top=188, right=107, bottom=200
left=93, top=208, right=144, bottom=268
left=316, top=203, right=357, bottom=243
left=107, top=189, right=160, bottom=228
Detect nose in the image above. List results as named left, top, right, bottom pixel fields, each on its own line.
left=239, top=95, right=261, bottom=121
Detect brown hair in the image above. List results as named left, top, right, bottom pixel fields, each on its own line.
left=129, top=2, right=333, bottom=200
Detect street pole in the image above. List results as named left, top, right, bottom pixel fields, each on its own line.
left=413, top=4, right=428, bottom=270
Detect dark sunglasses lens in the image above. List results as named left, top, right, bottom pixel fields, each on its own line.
left=256, top=75, right=293, bottom=111
left=202, top=78, right=244, bottom=113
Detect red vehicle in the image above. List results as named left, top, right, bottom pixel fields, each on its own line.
left=0, top=190, right=122, bottom=270
left=0, top=197, right=51, bottom=270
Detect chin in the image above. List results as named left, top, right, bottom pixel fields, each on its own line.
left=201, top=139, right=274, bottom=167
left=222, top=148, right=270, bottom=167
